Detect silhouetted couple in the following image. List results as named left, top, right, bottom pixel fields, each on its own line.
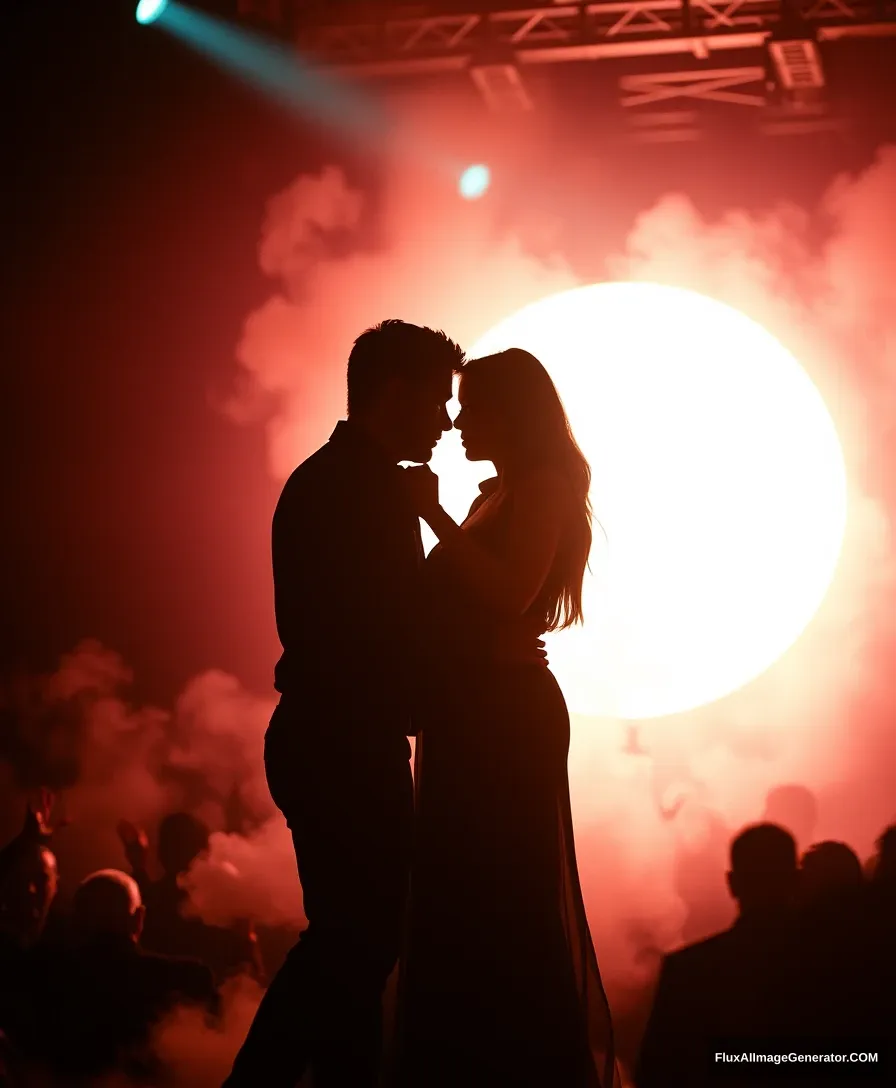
left=223, top=320, right=617, bottom=1087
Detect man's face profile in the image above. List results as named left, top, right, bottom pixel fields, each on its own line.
left=398, top=368, right=454, bottom=464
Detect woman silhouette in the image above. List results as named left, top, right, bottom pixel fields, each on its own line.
left=395, top=349, right=618, bottom=1087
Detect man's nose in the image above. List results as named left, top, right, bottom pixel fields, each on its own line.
left=440, top=406, right=452, bottom=431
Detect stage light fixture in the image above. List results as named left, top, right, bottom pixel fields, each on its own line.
left=767, top=0, right=825, bottom=92
left=458, top=164, right=491, bottom=200
left=136, top=0, right=168, bottom=25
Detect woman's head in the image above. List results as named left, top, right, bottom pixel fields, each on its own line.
left=456, top=348, right=593, bottom=629
left=455, top=349, right=571, bottom=470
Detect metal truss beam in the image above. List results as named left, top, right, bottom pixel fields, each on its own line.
left=619, top=65, right=767, bottom=107
left=285, top=2, right=896, bottom=76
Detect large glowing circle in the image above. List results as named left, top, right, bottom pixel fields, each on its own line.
left=427, top=282, right=848, bottom=720
left=136, top=0, right=168, bottom=25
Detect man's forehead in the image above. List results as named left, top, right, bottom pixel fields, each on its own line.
left=421, top=371, right=454, bottom=400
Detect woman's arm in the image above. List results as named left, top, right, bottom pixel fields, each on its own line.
left=422, top=469, right=567, bottom=617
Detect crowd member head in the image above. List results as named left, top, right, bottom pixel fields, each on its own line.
left=454, top=348, right=593, bottom=630
left=72, top=870, right=144, bottom=944
left=762, top=784, right=818, bottom=850
left=157, top=812, right=210, bottom=878
left=871, top=823, right=896, bottom=889
left=727, top=823, right=798, bottom=917
left=800, top=841, right=863, bottom=906
left=346, top=319, right=464, bottom=465
left=0, top=839, right=57, bottom=949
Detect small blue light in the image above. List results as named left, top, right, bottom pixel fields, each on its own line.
left=136, top=0, right=168, bottom=25
left=458, top=164, right=491, bottom=201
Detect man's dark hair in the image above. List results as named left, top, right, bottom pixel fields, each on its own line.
left=347, top=319, right=465, bottom=415
left=727, top=823, right=798, bottom=913
left=731, top=822, right=797, bottom=878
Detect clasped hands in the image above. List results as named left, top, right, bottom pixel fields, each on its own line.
left=402, top=464, right=441, bottom=523
left=401, top=465, right=548, bottom=668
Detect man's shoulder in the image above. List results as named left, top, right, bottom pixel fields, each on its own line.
left=276, top=437, right=402, bottom=525
left=284, top=439, right=341, bottom=486
left=274, top=441, right=347, bottom=514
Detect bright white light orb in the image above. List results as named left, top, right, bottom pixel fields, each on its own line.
left=136, top=0, right=168, bottom=25
left=458, top=164, right=491, bottom=200
left=427, top=282, right=848, bottom=720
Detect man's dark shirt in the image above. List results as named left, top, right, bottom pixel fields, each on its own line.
left=635, top=911, right=859, bottom=1088
left=272, top=420, right=424, bottom=757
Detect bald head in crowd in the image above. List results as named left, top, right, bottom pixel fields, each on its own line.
left=72, top=869, right=145, bottom=943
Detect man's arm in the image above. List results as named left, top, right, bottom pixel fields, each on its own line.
left=417, top=469, right=566, bottom=618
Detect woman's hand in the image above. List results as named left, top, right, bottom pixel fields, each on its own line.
left=403, top=464, right=441, bottom=522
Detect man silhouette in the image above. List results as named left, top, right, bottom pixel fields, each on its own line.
left=636, top=823, right=805, bottom=1088
left=224, top=320, right=469, bottom=1087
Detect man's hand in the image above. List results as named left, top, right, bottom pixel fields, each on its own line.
left=403, top=465, right=441, bottom=521
left=117, top=819, right=150, bottom=874
left=24, top=787, right=67, bottom=842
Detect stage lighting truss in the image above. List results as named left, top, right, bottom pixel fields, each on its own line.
left=275, top=0, right=895, bottom=72
left=470, top=40, right=534, bottom=112
left=237, top=0, right=896, bottom=135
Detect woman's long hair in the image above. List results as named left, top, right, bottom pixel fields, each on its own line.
left=460, top=348, right=593, bottom=631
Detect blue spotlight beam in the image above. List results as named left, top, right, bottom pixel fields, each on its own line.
left=143, top=3, right=389, bottom=144
left=139, top=4, right=481, bottom=198
left=136, top=0, right=168, bottom=24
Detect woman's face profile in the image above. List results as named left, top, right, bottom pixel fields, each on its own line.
left=454, top=378, right=502, bottom=463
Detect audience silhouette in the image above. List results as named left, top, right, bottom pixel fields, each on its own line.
left=9, top=868, right=216, bottom=1083
left=0, top=788, right=892, bottom=1085
left=640, top=823, right=821, bottom=1085
left=801, top=839, right=864, bottom=905
left=0, top=805, right=58, bottom=955
left=120, top=811, right=262, bottom=982
left=638, top=819, right=894, bottom=1086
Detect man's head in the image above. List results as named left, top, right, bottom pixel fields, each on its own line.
left=727, top=822, right=798, bottom=916
left=871, top=823, right=896, bottom=887
left=347, top=319, right=464, bottom=464
left=799, top=840, right=863, bottom=905
left=0, top=842, right=58, bottom=948
left=72, top=869, right=145, bottom=944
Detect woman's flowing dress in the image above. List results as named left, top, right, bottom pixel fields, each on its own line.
left=395, top=477, right=618, bottom=1087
